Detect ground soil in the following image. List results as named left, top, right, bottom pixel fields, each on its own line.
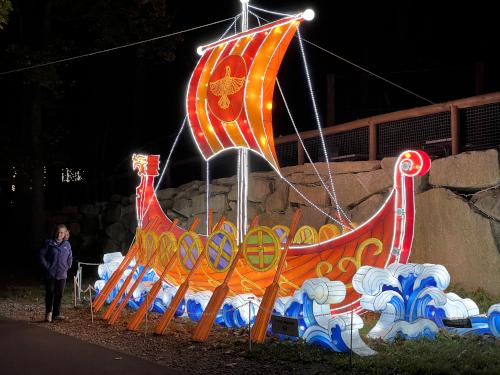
left=1, top=281, right=499, bottom=375
left=0, top=295, right=341, bottom=375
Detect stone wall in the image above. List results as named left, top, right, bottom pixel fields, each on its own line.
left=64, top=149, right=500, bottom=296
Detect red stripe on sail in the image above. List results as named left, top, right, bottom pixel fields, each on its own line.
left=205, top=40, right=238, bottom=149
left=187, top=51, right=214, bottom=158
left=235, top=31, right=268, bottom=150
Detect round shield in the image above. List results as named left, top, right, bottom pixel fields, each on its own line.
left=318, top=224, right=341, bottom=242
left=205, top=230, right=237, bottom=272
left=141, top=230, right=158, bottom=263
left=178, top=231, right=203, bottom=271
left=156, top=231, right=177, bottom=269
left=243, top=226, right=280, bottom=272
left=272, top=225, right=289, bottom=244
left=293, top=225, right=318, bottom=245
left=214, top=221, right=237, bottom=236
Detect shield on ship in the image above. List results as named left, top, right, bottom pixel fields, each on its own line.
left=243, top=226, right=280, bottom=272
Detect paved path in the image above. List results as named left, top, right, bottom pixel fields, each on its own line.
left=0, top=318, right=185, bottom=375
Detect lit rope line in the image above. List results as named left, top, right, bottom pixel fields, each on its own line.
left=250, top=9, right=351, bottom=223
left=0, top=17, right=237, bottom=76
left=252, top=10, right=350, bottom=226
left=139, top=117, right=187, bottom=225
left=297, top=29, right=352, bottom=224
left=301, top=39, right=435, bottom=105
left=276, top=79, right=346, bottom=214
left=219, top=15, right=241, bottom=41
left=249, top=12, right=434, bottom=105
left=248, top=4, right=293, bottom=17
left=280, top=175, right=350, bottom=230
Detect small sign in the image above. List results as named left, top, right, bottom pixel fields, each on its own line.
left=271, top=315, right=299, bottom=337
left=442, top=318, right=472, bottom=328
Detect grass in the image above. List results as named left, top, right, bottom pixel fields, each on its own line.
left=249, top=333, right=500, bottom=374
left=447, top=284, right=498, bottom=313
left=1, top=281, right=498, bottom=374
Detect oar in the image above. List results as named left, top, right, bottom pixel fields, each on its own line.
left=192, top=215, right=260, bottom=341
left=107, top=216, right=187, bottom=325
left=93, top=217, right=162, bottom=313
left=126, top=217, right=200, bottom=330
left=102, top=256, right=141, bottom=320
left=101, top=218, right=179, bottom=320
left=250, top=208, right=302, bottom=343
left=154, top=215, right=226, bottom=335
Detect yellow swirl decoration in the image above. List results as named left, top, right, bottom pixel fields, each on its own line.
left=235, top=267, right=264, bottom=294
left=278, top=275, right=300, bottom=294
left=316, top=261, right=334, bottom=277
left=200, top=265, right=222, bottom=288
left=338, top=238, right=383, bottom=272
left=337, top=237, right=383, bottom=287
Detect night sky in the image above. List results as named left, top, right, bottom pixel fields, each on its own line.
left=0, top=0, right=498, bottom=248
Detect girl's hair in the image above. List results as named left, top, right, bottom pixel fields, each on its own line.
left=53, top=224, right=70, bottom=241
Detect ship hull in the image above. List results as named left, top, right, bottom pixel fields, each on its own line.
left=133, top=151, right=429, bottom=314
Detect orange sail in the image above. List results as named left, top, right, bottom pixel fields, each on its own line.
left=186, top=14, right=305, bottom=173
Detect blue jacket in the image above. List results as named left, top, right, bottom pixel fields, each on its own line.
left=39, top=239, right=73, bottom=279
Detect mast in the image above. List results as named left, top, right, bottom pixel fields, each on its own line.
left=237, top=0, right=249, bottom=244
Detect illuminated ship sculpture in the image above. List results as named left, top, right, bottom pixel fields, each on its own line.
left=92, top=1, right=432, bottom=345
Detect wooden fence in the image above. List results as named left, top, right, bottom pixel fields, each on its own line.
left=274, top=92, right=500, bottom=164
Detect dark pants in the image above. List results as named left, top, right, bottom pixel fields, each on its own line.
left=44, top=278, right=66, bottom=317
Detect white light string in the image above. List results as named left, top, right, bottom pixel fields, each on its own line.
left=276, top=79, right=351, bottom=224
left=236, top=149, right=241, bottom=244
left=140, top=117, right=187, bottom=227
left=250, top=10, right=349, bottom=227
left=0, top=17, right=237, bottom=76
left=219, top=15, right=241, bottom=40
left=280, top=174, right=350, bottom=230
left=251, top=10, right=350, bottom=223
left=296, top=28, right=351, bottom=224
left=302, top=39, right=435, bottom=105
left=249, top=9, right=435, bottom=105
left=206, top=160, right=210, bottom=235
left=250, top=9, right=352, bottom=229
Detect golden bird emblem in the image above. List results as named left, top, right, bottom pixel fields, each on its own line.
left=209, top=66, right=245, bottom=109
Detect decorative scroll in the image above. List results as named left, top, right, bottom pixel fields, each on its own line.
left=316, top=261, right=334, bottom=278
left=338, top=238, right=383, bottom=287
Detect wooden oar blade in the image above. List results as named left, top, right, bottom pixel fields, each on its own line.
left=154, top=281, right=189, bottom=335
left=191, top=283, right=229, bottom=342
left=250, top=283, right=280, bottom=343
left=127, top=280, right=162, bottom=330
left=250, top=209, right=302, bottom=344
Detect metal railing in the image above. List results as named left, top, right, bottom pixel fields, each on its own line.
left=275, top=92, right=500, bottom=164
